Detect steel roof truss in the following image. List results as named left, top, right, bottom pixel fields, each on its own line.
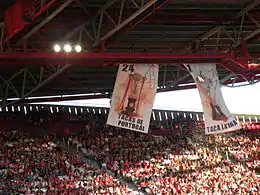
left=0, top=64, right=71, bottom=107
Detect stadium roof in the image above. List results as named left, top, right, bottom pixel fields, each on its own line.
left=0, top=0, right=260, bottom=104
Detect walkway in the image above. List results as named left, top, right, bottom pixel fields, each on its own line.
left=63, top=141, right=147, bottom=195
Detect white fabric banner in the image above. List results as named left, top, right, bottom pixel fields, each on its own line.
left=186, top=63, right=241, bottom=134
left=107, top=64, right=158, bottom=133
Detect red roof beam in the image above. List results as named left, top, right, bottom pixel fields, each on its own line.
left=0, top=52, right=232, bottom=60
left=0, top=52, right=250, bottom=66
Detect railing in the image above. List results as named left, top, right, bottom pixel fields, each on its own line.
left=0, top=104, right=259, bottom=127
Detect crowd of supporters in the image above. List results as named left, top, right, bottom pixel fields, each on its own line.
left=207, top=132, right=260, bottom=170
left=0, top=114, right=139, bottom=195
left=71, top=114, right=259, bottom=194
left=0, top=111, right=259, bottom=194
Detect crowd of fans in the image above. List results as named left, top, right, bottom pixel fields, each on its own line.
left=70, top=113, right=259, bottom=194
left=206, top=132, right=260, bottom=170
left=0, top=114, right=139, bottom=195
left=0, top=111, right=259, bottom=194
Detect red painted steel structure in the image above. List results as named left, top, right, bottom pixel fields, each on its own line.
left=4, top=0, right=58, bottom=40
left=0, top=52, right=254, bottom=70
left=0, top=52, right=247, bottom=66
left=0, top=52, right=232, bottom=60
left=0, top=0, right=260, bottom=104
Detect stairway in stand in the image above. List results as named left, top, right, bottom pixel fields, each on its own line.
left=63, top=139, right=147, bottom=195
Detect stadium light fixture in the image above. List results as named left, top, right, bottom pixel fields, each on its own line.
left=75, top=45, right=82, bottom=53
left=53, top=43, right=82, bottom=53
left=64, top=44, right=72, bottom=53
left=53, top=44, right=61, bottom=52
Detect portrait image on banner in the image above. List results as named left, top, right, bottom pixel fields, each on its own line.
left=185, top=63, right=241, bottom=134
left=107, top=64, right=158, bottom=133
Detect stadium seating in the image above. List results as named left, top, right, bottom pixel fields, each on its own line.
left=0, top=116, right=139, bottom=194
left=0, top=111, right=259, bottom=194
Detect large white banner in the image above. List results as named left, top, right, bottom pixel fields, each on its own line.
left=107, top=64, right=158, bottom=133
left=186, top=63, right=241, bottom=134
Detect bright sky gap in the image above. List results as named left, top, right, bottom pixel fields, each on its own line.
left=32, top=82, right=260, bottom=115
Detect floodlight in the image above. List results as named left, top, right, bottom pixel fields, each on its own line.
left=75, top=45, right=82, bottom=52
left=64, top=44, right=72, bottom=52
left=53, top=44, right=61, bottom=52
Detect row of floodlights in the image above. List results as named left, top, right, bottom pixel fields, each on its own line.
left=53, top=44, right=82, bottom=53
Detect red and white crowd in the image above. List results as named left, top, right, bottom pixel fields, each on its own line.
left=73, top=121, right=259, bottom=195
left=0, top=112, right=259, bottom=194
left=207, top=132, right=260, bottom=170
left=0, top=129, right=138, bottom=194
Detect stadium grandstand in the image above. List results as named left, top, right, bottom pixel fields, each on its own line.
left=0, top=0, right=259, bottom=194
